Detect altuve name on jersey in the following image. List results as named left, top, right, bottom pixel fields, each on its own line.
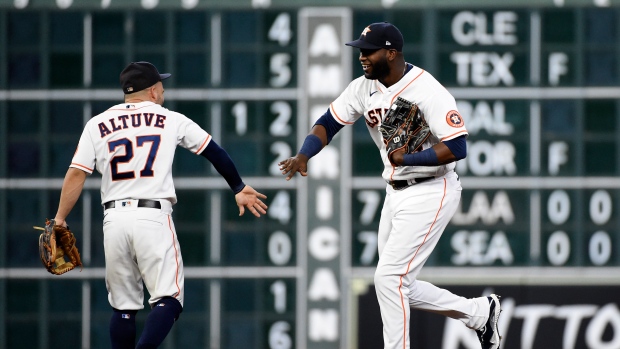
left=98, top=113, right=166, bottom=138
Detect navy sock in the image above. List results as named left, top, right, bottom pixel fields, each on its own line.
left=136, top=297, right=183, bottom=349
left=109, top=309, right=138, bottom=349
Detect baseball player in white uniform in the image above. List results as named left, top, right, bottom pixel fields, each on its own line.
left=53, top=61, right=268, bottom=349
left=279, top=22, right=501, bottom=349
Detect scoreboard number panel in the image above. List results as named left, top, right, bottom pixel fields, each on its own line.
left=351, top=189, right=383, bottom=267
left=222, top=99, right=296, bottom=176
left=542, top=189, right=619, bottom=267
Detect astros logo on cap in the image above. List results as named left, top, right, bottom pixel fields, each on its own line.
left=361, top=26, right=372, bottom=36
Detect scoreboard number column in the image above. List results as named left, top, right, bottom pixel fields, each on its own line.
left=265, top=188, right=297, bottom=349
left=544, top=189, right=617, bottom=266
left=352, top=190, right=383, bottom=267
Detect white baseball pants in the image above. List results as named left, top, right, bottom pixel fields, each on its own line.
left=375, top=171, right=489, bottom=349
left=103, top=199, right=184, bottom=310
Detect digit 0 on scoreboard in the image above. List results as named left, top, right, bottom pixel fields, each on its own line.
left=220, top=189, right=296, bottom=266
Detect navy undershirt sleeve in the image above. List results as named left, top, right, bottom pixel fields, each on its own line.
left=199, top=140, right=246, bottom=194
left=314, top=110, right=345, bottom=144
left=443, top=135, right=467, bottom=160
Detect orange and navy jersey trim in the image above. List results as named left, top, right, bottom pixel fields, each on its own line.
left=70, top=162, right=94, bottom=173
left=329, top=104, right=354, bottom=125
left=390, top=69, right=425, bottom=105
left=195, top=134, right=212, bottom=154
left=440, top=130, right=468, bottom=141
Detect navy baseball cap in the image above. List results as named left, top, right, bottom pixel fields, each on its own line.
left=345, top=22, right=404, bottom=52
left=119, top=61, right=171, bottom=94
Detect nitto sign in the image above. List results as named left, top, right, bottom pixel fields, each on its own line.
left=357, top=285, right=620, bottom=349
left=443, top=297, right=620, bottom=349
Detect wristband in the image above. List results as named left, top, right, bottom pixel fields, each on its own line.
left=401, top=148, right=439, bottom=166
left=298, top=134, right=323, bottom=159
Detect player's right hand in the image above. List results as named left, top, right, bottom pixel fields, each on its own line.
left=278, top=155, right=309, bottom=181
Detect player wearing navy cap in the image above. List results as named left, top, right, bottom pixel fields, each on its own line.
left=280, top=22, right=502, bottom=349
left=53, top=61, right=268, bottom=348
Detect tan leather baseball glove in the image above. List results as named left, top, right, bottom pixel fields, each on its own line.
left=36, top=219, right=83, bottom=275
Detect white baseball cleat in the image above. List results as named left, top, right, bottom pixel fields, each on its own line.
left=476, top=294, right=501, bottom=349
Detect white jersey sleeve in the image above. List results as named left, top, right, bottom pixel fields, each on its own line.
left=328, top=77, right=371, bottom=125
left=70, top=125, right=97, bottom=174
left=414, top=72, right=468, bottom=142
left=175, top=111, right=212, bottom=154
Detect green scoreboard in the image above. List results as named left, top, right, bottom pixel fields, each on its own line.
left=1, top=1, right=620, bottom=348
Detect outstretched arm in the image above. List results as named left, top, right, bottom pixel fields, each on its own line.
left=279, top=109, right=345, bottom=181
left=200, top=140, right=268, bottom=217
left=278, top=124, right=328, bottom=181
left=54, top=168, right=88, bottom=227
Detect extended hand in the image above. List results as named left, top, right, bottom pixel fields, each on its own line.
left=278, top=155, right=309, bottom=181
left=235, top=185, right=268, bottom=217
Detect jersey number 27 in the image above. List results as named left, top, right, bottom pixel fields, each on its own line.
left=108, top=135, right=161, bottom=181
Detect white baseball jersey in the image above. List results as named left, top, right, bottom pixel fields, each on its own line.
left=70, top=101, right=211, bottom=204
left=329, top=65, right=490, bottom=349
left=329, top=64, right=468, bottom=181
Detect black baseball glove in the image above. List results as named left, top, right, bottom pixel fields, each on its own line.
left=379, top=97, right=431, bottom=166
